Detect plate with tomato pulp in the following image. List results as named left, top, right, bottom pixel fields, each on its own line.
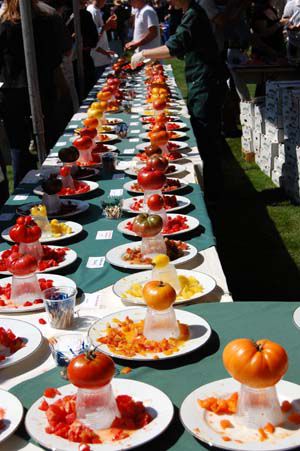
left=0, top=390, right=23, bottom=444
left=180, top=378, right=300, bottom=451
left=88, top=307, right=212, bottom=361
left=0, top=318, right=42, bottom=369
left=0, top=245, right=77, bottom=275
left=16, top=200, right=89, bottom=219
left=105, top=239, right=198, bottom=270
left=2, top=221, right=82, bottom=244
left=33, top=181, right=99, bottom=198
left=140, top=115, right=182, bottom=124
left=143, top=122, right=187, bottom=131
left=25, top=379, right=174, bottom=451
left=140, top=131, right=187, bottom=141
left=135, top=140, right=190, bottom=152
left=122, top=195, right=191, bottom=213
left=117, top=214, right=199, bottom=237
left=124, top=163, right=186, bottom=178
left=0, top=273, right=76, bottom=313
left=123, top=180, right=188, bottom=194
left=95, top=133, right=119, bottom=143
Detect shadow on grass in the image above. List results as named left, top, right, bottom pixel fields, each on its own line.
left=210, top=139, right=300, bottom=301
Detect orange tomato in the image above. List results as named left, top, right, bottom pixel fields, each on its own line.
left=83, top=117, right=98, bottom=128
left=143, top=281, right=176, bottom=311
left=150, top=130, right=169, bottom=148
left=223, top=338, right=288, bottom=388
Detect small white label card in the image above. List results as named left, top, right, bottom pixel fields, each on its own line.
left=68, top=124, right=77, bottom=130
left=56, top=142, right=67, bottom=146
left=109, top=189, right=123, bottom=196
left=131, top=129, right=140, bottom=134
left=0, top=213, right=15, bottom=221
left=86, top=256, right=105, bottom=268
left=123, top=148, right=135, bottom=154
left=13, top=194, right=29, bottom=201
left=129, top=138, right=139, bottom=142
left=79, top=292, right=104, bottom=308
left=72, top=113, right=87, bottom=121
left=130, top=122, right=139, bottom=126
left=96, top=230, right=113, bottom=240
left=131, top=115, right=139, bottom=119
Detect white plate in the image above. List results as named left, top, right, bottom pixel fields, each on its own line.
left=180, top=378, right=300, bottom=451
left=105, top=117, right=124, bottom=125
left=0, top=273, right=77, bottom=313
left=123, top=180, right=188, bottom=195
left=106, top=240, right=198, bottom=270
left=140, top=115, right=181, bottom=124
left=97, top=125, right=115, bottom=133
left=135, top=140, right=189, bottom=152
left=25, top=379, right=174, bottom=451
left=118, top=214, right=199, bottom=237
left=114, top=269, right=216, bottom=305
left=143, top=122, right=187, bottom=131
left=124, top=163, right=185, bottom=178
left=2, top=221, right=83, bottom=244
left=140, top=131, right=187, bottom=141
left=88, top=307, right=211, bottom=361
left=122, top=195, right=190, bottom=214
left=93, top=144, right=118, bottom=153
left=0, top=318, right=43, bottom=369
left=16, top=200, right=89, bottom=219
left=33, top=181, right=99, bottom=198
left=293, top=306, right=300, bottom=328
left=0, top=246, right=77, bottom=276
left=0, top=390, right=23, bottom=444
left=95, top=133, right=119, bottom=143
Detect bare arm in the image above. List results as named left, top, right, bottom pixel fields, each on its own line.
left=125, top=26, right=159, bottom=49
left=142, top=45, right=171, bottom=59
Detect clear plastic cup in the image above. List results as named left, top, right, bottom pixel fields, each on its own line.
left=143, top=306, right=179, bottom=341
left=43, top=286, right=76, bottom=329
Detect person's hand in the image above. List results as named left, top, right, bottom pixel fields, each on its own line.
left=103, top=14, right=117, bottom=31
left=131, top=51, right=145, bottom=69
left=125, top=41, right=138, bottom=50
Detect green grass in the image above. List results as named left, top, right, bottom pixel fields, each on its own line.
left=172, top=59, right=300, bottom=301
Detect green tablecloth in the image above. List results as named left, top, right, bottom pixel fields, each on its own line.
left=10, top=301, right=300, bottom=450
left=0, top=70, right=215, bottom=293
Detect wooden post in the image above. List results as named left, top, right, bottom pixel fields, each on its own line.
left=19, top=0, right=47, bottom=166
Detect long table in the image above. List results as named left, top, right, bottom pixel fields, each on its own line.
left=0, top=65, right=233, bottom=450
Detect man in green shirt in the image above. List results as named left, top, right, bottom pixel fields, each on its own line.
left=131, top=0, right=226, bottom=202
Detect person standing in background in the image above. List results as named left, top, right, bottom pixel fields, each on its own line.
left=87, top=0, right=117, bottom=79
left=67, top=0, right=98, bottom=97
left=125, top=0, right=161, bottom=52
left=0, top=0, right=66, bottom=186
left=131, top=0, right=226, bottom=203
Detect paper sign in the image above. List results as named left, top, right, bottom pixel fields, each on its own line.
left=130, top=122, right=139, bottom=126
left=112, top=173, right=125, bottom=180
left=68, top=124, right=77, bottom=130
left=96, top=230, right=113, bottom=240
left=56, top=142, right=67, bottom=146
left=123, top=149, right=135, bottom=154
left=110, top=189, right=123, bottom=196
left=79, top=292, right=105, bottom=308
left=129, top=138, right=139, bottom=142
left=86, top=257, right=105, bottom=268
left=131, top=130, right=140, bottom=134
left=51, top=152, right=58, bottom=157
left=13, top=195, right=28, bottom=201
left=0, top=213, right=15, bottom=221
left=131, top=115, right=139, bottom=119
left=72, top=113, right=87, bottom=121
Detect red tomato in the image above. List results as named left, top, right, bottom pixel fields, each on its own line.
left=79, top=127, right=97, bottom=140
left=9, top=216, right=41, bottom=243
left=67, top=351, right=115, bottom=389
left=147, top=194, right=164, bottom=211
left=137, top=168, right=166, bottom=190
left=73, top=136, right=93, bottom=151
left=6, top=253, right=37, bottom=276
left=153, top=99, right=167, bottom=111
left=146, top=155, right=168, bottom=172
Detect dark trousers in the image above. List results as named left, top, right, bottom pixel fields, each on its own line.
left=188, top=79, right=226, bottom=202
